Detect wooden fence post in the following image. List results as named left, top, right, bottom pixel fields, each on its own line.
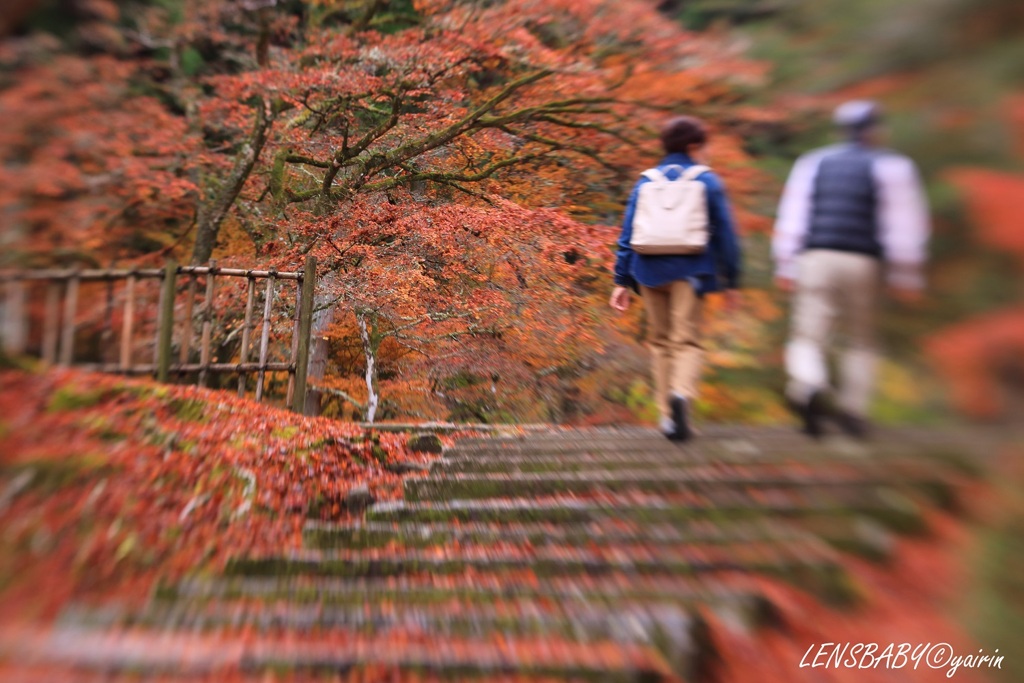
left=254, top=272, right=276, bottom=402
left=286, top=280, right=300, bottom=408
left=42, top=281, right=60, bottom=365
left=179, top=273, right=197, bottom=367
left=198, top=260, right=216, bottom=387
left=119, top=273, right=136, bottom=371
left=102, top=280, right=115, bottom=364
left=291, top=256, right=316, bottom=414
left=237, top=276, right=256, bottom=397
left=156, top=260, right=177, bottom=383
left=2, top=280, right=28, bottom=355
left=59, top=273, right=80, bottom=366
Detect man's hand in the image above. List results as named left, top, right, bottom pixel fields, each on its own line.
left=610, top=286, right=631, bottom=312
left=774, top=276, right=795, bottom=294
left=888, top=285, right=924, bottom=305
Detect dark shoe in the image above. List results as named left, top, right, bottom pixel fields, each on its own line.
left=787, top=390, right=829, bottom=438
left=666, top=394, right=692, bottom=442
left=835, top=411, right=870, bottom=440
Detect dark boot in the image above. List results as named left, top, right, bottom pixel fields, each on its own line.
left=787, top=389, right=829, bottom=438
left=667, top=394, right=692, bottom=442
left=835, top=410, right=870, bottom=440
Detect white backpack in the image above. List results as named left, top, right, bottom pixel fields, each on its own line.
left=629, top=164, right=710, bottom=255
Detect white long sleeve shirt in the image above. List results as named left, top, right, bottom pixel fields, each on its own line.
left=773, top=145, right=931, bottom=289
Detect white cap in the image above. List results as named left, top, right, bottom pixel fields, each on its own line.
left=833, top=100, right=882, bottom=129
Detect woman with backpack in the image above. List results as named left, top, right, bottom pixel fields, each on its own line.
left=610, top=116, right=742, bottom=441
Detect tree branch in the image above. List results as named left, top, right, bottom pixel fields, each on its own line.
left=284, top=154, right=333, bottom=168
left=500, top=126, right=621, bottom=174
left=313, top=385, right=365, bottom=410
left=193, top=98, right=277, bottom=264
left=360, top=151, right=552, bottom=194
left=354, top=69, right=552, bottom=184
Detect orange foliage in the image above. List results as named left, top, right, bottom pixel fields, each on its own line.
left=0, top=368, right=426, bottom=615
left=0, top=55, right=197, bottom=266
left=926, top=309, right=1024, bottom=418
left=1008, top=93, right=1024, bottom=158
left=832, top=73, right=922, bottom=103
left=927, top=93, right=1024, bottom=420
left=945, top=167, right=1024, bottom=261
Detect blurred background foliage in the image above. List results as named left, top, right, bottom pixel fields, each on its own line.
left=1, top=0, right=1022, bottom=426
left=661, top=0, right=1024, bottom=427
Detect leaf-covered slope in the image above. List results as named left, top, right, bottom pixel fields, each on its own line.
left=0, top=368, right=436, bottom=618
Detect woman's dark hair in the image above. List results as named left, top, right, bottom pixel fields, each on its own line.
left=660, top=116, right=708, bottom=154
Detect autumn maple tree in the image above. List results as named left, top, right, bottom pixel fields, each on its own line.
left=205, top=0, right=768, bottom=420
left=1, top=0, right=771, bottom=423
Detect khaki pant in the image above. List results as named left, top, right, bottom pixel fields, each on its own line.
left=785, top=250, right=881, bottom=417
left=640, top=280, right=703, bottom=422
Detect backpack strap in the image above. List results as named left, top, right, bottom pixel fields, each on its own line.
left=681, top=164, right=710, bottom=180
left=640, top=165, right=711, bottom=182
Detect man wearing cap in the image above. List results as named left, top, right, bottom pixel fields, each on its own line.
left=772, top=100, right=931, bottom=438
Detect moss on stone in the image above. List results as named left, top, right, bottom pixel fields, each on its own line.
left=171, top=397, right=208, bottom=423
left=47, top=385, right=117, bottom=412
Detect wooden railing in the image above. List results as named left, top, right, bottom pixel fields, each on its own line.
left=0, top=257, right=317, bottom=414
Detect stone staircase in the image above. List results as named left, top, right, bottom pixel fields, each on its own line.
left=6, top=425, right=988, bottom=681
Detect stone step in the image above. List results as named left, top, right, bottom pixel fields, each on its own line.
left=58, top=597, right=716, bottom=647
left=444, top=429, right=986, bottom=474
left=449, top=426, right=662, bottom=448
left=436, top=442, right=965, bottom=469
left=301, top=517, right=892, bottom=561
left=441, top=438, right=980, bottom=477
left=451, top=425, right=995, bottom=450
left=161, top=573, right=773, bottom=619
left=225, top=537, right=837, bottom=578
left=302, top=518, right=808, bottom=550
left=0, top=667, right=673, bottom=683
left=146, top=591, right=775, bottom=635
left=435, top=451, right=822, bottom=472
left=364, top=487, right=926, bottom=534
left=404, top=465, right=958, bottom=508
left=2, top=625, right=681, bottom=681
left=222, top=538, right=851, bottom=602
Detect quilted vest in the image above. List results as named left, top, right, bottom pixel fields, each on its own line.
left=804, top=145, right=884, bottom=258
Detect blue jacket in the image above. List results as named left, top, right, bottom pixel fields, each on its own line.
left=613, top=153, right=742, bottom=295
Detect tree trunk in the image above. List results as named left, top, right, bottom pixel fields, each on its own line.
left=0, top=197, right=27, bottom=353
left=357, top=311, right=380, bottom=423
left=303, top=271, right=337, bottom=416
left=254, top=1, right=279, bottom=67
left=192, top=99, right=275, bottom=265
left=1, top=281, right=27, bottom=354
left=354, top=0, right=389, bottom=31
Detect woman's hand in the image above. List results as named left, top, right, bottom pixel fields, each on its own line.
left=722, top=289, right=741, bottom=312
left=610, top=286, right=631, bottom=312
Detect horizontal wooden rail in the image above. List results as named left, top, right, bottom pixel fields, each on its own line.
left=353, top=422, right=553, bottom=433
left=0, top=267, right=303, bottom=282
left=2, top=256, right=317, bottom=414
left=78, top=362, right=295, bottom=375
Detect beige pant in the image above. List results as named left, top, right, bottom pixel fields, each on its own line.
left=640, top=280, right=703, bottom=422
left=785, top=250, right=881, bottom=417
